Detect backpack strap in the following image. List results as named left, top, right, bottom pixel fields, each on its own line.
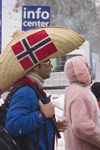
left=5, top=82, right=39, bottom=107
left=38, top=88, right=61, bottom=139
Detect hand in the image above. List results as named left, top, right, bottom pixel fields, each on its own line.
left=38, top=100, right=55, bottom=118
left=57, top=120, right=68, bottom=132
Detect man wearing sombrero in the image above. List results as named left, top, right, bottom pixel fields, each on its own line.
left=0, top=26, right=85, bottom=150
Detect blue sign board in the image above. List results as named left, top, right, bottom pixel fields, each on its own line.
left=22, top=6, right=50, bottom=31
left=0, top=0, right=1, bottom=53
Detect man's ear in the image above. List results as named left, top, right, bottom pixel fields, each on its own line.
left=32, top=67, right=37, bottom=71
left=32, top=65, right=40, bottom=71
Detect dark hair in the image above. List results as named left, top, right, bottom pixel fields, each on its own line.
left=91, top=82, right=100, bottom=102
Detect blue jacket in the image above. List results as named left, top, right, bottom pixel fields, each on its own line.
left=5, top=85, right=54, bottom=150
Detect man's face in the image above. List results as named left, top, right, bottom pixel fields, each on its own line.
left=85, top=62, right=93, bottom=79
left=35, top=60, right=53, bottom=79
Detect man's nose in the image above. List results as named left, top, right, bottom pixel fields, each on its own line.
left=50, top=64, right=53, bottom=68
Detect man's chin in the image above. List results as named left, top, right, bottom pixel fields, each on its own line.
left=47, top=75, right=50, bottom=79
left=44, top=75, right=50, bottom=80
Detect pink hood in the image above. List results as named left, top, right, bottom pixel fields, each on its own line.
left=64, top=56, right=91, bottom=85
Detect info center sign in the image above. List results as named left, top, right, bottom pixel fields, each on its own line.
left=22, top=6, right=50, bottom=31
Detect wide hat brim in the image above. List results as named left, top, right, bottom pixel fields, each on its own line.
left=0, top=26, right=85, bottom=94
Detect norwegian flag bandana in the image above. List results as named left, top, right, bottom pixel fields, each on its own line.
left=11, top=30, right=57, bottom=70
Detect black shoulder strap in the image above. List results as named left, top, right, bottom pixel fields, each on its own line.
left=36, top=88, right=61, bottom=139
left=5, top=82, right=39, bottom=107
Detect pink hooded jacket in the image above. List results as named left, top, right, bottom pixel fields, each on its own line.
left=63, top=56, right=100, bottom=150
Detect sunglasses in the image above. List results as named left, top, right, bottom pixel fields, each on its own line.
left=41, top=60, right=51, bottom=67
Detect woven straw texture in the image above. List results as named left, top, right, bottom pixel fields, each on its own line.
left=0, top=26, right=85, bottom=94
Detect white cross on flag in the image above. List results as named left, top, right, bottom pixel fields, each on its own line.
left=11, top=30, right=57, bottom=70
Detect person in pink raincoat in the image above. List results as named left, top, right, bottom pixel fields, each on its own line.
left=63, top=56, right=100, bottom=150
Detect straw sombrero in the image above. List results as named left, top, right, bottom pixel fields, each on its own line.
left=0, top=26, right=85, bottom=94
